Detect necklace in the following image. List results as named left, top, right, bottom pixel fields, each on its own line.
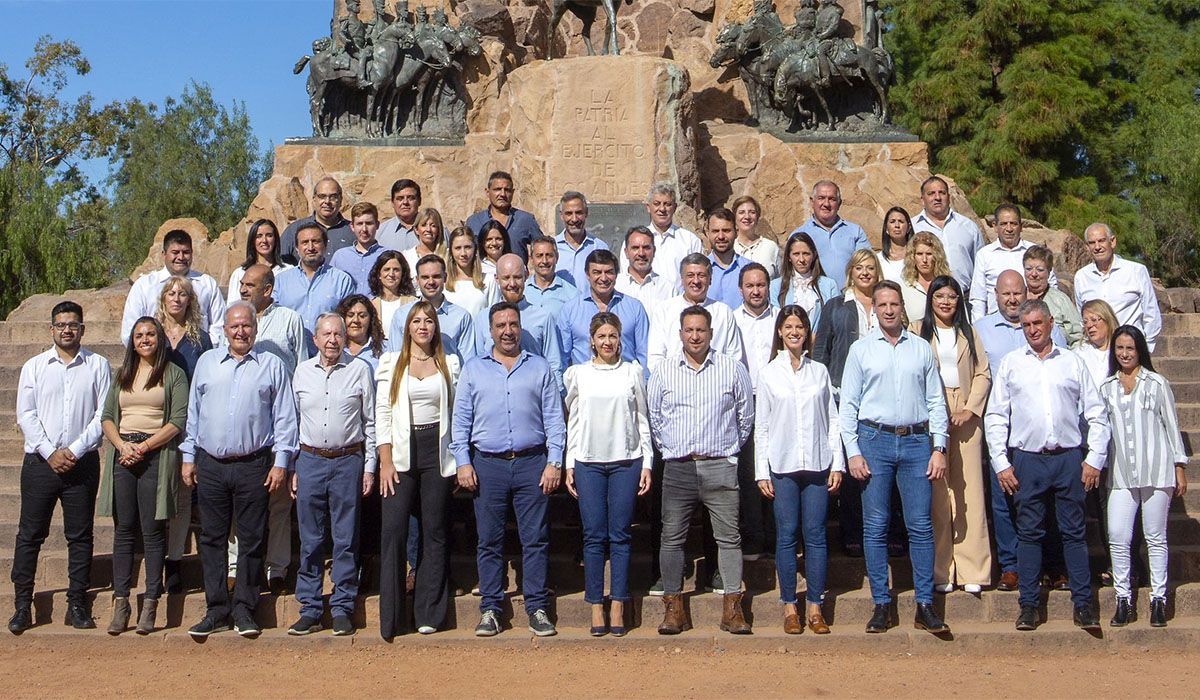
left=413, top=353, right=433, bottom=361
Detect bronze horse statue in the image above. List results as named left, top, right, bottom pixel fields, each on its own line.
left=547, top=0, right=632, bottom=59
left=772, top=42, right=893, bottom=130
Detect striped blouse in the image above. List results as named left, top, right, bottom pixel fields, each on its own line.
left=1098, top=368, right=1188, bottom=489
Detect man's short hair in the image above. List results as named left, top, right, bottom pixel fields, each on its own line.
left=811, top=180, right=841, bottom=200
left=1022, top=244, right=1054, bottom=269
left=679, top=252, right=711, bottom=275
left=679, top=304, right=712, bottom=327
left=706, top=207, right=736, bottom=226
left=315, top=312, right=347, bottom=334
left=871, top=279, right=903, bottom=302
left=585, top=248, right=619, bottom=274
left=739, top=262, right=770, bottom=286
left=390, top=178, right=421, bottom=200
left=415, top=253, right=446, bottom=275
left=162, top=229, right=193, bottom=251
left=1085, top=222, right=1114, bottom=239
left=350, top=201, right=379, bottom=221
left=920, top=175, right=949, bottom=195
left=51, top=301, right=83, bottom=322
left=529, top=235, right=558, bottom=254
left=487, top=170, right=513, bottom=187
left=295, top=222, right=327, bottom=244
left=646, top=182, right=677, bottom=204
left=225, top=300, right=258, bottom=324
left=488, top=301, right=521, bottom=326
left=624, top=225, right=655, bottom=248
left=560, top=190, right=588, bottom=208
left=993, top=202, right=1022, bottom=223
left=1017, top=298, right=1052, bottom=321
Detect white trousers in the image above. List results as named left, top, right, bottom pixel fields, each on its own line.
left=1107, top=486, right=1171, bottom=600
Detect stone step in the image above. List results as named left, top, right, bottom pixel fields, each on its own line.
left=1156, top=358, right=1200, bottom=384
left=1161, top=315, right=1200, bottom=336
left=1157, top=335, right=1200, bottom=358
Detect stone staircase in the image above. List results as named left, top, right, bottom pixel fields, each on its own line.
left=1, top=314, right=1199, bottom=644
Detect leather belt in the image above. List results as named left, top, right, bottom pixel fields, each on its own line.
left=300, top=442, right=364, bottom=459
left=860, top=420, right=929, bottom=437
left=679, top=454, right=727, bottom=462
left=203, top=447, right=271, bottom=465
left=1018, top=446, right=1078, bottom=456
left=119, top=432, right=153, bottom=444
left=474, top=446, right=546, bottom=460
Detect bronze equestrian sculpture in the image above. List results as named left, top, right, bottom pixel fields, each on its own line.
left=547, top=0, right=632, bottom=59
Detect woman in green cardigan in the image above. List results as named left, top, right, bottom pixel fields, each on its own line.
left=98, top=316, right=189, bottom=635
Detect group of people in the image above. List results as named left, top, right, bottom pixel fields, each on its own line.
left=9, top=170, right=1186, bottom=641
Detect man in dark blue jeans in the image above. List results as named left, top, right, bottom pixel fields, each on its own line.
left=450, top=302, right=566, bottom=638
left=838, top=280, right=950, bottom=635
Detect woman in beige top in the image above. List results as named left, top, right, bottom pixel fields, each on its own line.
left=99, top=317, right=189, bottom=635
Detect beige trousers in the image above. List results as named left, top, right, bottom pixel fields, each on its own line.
left=932, top=386, right=993, bottom=586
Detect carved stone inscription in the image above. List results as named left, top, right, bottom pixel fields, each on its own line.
left=553, top=86, right=655, bottom=201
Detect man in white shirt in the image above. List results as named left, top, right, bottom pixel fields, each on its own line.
left=985, top=298, right=1110, bottom=632
left=1073, top=222, right=1162, bottom=351
left=912, top=176, right=985, bottom=293
left=647, top=253, right=745, bottom=374
left=620, top=183, right=703, bottom=291
left=615, top=226, right=677, bottom=309
left=968, top=204, right=1057, bottom=319
left=376, top=178, right=422, bottom=251
left=121, top=229, right=225, bottom=344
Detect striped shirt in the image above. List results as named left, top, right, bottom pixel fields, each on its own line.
left=1098, top=368, right=1188, bottom=489
left=648, top=350, right=754, bottom=461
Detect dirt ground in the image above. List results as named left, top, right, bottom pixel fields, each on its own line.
left=1, top=634, right=1198, bottom=699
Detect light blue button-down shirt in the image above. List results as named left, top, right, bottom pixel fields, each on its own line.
left=524, top=274, right=580, bottom=318
left=789, top=218, right=871, bottom=287
left=181, top=349, right=300, bottom=469
left=384, top=296, right=477, bottom=361
left=708, top=253, right=753, bottom=309
left=557, top=290, right=649, bottom=370
left=555, top=231, right=610, bottom=288
left=330, top=243, right=386, bottom=296
left=473, top=298, right=565, bottom=393
left=973, top=312, right=1068, bottom=371
left=449, top=351, right=566, bottom=466
left=273, top=263, right=357, bottom=333
left=837, top=328, right=950, bottom=458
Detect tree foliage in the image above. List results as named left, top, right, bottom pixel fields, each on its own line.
left=885, top=0, right=1200, bottom=283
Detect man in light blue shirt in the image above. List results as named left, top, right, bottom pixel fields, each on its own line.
left=975, top=270, right=1068, bottom=370
left=557, top=248, right=649, bottom=369
left=450, top=302, right=565, bottom=638
left=273, top=224, right=357, bottom=344
left=473, top=254, right=565, bottom=393
left=180, top=302, right=299, bottom=639
left=385, top=254, right=476, bottom=361
left=330, top=201, right=386, bottom=295
left=788, top=181, right=871, bottom=287
left=524, top=236, right=579, bottom=317
left=838, top=280, right=950, bottom=636
left=555, top=191, right=610, bottom=287
left=706, top=207, right=753, bottom=309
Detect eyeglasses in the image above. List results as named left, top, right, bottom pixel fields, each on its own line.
left=932, top=293, right=960, bottom=303
left=51, top=322, right=83, bottom=331
left=314, top=193, right=342, bottom=202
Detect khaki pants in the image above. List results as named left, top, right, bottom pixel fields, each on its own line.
left=932, top=386, right=993, bottom=586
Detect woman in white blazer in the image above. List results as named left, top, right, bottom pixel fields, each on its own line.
left=375, top=300, right=461, bottom=640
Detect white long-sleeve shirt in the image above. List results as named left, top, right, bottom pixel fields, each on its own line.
left=122, top=267, right=225, bottom=344
left=1073, top=254, right=1162, bottom=352
left=563, top=360, right=652, bottom=471
left=984, top=344, right=1110, bottom=473
left=17, top=348, right=112, bottom=459
left=734, top=304, right=778, bottom=390
left=968, top=239, right=1058, bottom=318
left=647, top=295, right=745, bottom=375
left=753, top=353, right=845, bottom=481
left=912, top=209, right=985, bottom=292
left=620, top=223, right=703, bottom=291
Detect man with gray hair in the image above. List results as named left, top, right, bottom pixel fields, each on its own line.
left=554, top=191, right=610, bottom=288
left=985, top=298, right=1110, bottom=632
left=788, top=180, right=870, bottom=286
left=181, top=301, right=299, bottom=639
left=647, top=253, right=745, bottom=374
left=1073, top=222, right=1161, bottom=351
left=288, top=313, right=376, bottom=637
left=622, top=182, right=703, bottom=292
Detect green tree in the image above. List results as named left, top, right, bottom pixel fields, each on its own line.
left=105, top=81, right=270, bottom=275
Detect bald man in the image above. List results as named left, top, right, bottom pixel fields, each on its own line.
left=472, top=254, right=565, bottom=393
left=235, top=265, right=309, bottom=375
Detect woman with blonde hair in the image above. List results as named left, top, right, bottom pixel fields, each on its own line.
left=900, top=233, right=951, bottom=323
left=731, top=196, right=781, bottom=278
left=1076, top=299, right=1119, bottom=387
left=402, top=208, right=448, bottom=275
left=375, top=301, right=461, bottom=639
left=444, top=226, right=497, bottom=316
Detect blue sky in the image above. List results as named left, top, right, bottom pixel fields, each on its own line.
left=2, top=0, right=335, bottom=177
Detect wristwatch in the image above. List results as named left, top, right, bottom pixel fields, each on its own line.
left=932, top=446, right=947, bottom=455
left=548, top=462, right=563, bottom=470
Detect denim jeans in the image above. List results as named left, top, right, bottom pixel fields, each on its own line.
left=771, top=470, right=830, bottom=605
left=857, top=425, right=935, bottom=605
left=473, top=451, right=550, bottom=615
left=574, top=459, right=641, bottom=604
left=295, top=451, right=362, bottom=620
left=1011, top=448, right=1092, bottom=609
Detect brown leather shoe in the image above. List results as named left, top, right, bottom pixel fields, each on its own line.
left=1050, top=574, right=1069, bottom=591
left=720, top=592, right=752, bottom=634
left=807, top=611, right=831, bottom=634
left=783, top=613, right=803, bottom=635
left=997, top=571, right=1018, bottom=591
left=657, top=594, right=690, bottom=635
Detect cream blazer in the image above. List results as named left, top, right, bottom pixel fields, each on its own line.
left=375, top=352, right=461, bottom=477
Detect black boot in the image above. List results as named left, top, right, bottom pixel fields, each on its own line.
left=865, top=604, right=890, bottom=633
left=8, top=606, right=32, bottom=635
left=1110, top=597, right=1136, bottom=627
left=914, top=603, right=949, bottom=634
left=1150, top=597, right=1167, bottom=627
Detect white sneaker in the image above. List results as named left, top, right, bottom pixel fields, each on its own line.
left=963, top=584, right=982, bottom=594
left=417, top=625, right=436, bottom=635
left=934, top=583, right=954, bottom=593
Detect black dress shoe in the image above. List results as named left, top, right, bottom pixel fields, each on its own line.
left=1015, top=605, right=1039, bottom=631
left=865, top=604, right=890, bottom=633
left=914, top=603, right=949, bottom=634
left=1110, top=597, right=1136, bottom=627
left=1150, top=597, right=1167, bottom=628
left=65, top=603, right=95, bottom=629
left=8, top=607, right=32, bottom=635
left=1073, top=605, right=1100, bottom=630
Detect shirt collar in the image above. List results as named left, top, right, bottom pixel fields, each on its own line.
left=868, top=326, right=910, bottom=343
left=675, top=349, right=715, bottom=371
left=650, top=222, right=678, bottom=237
left=483, top=349, right=533, bottom=370
left=220, top=349, right=260, bottom=365
left=1088, top=254, right=1126, bottom=276
left=806, top=216, right=844, bottom=233
left=1021, top=343, right=1062, bottom=360
left=622, top=270, right=660, bottom=286
left=309, top=213, right=349, bottom=230
left=738, top=304, right=774, bottom=320
left=353, top=242, right=382, bottom=256
left=43, top=347, right=89, bottom=367
left=584, top=289, right=623, bottom=306
left=556, top=231, right=595, bottom=248
left=527, top=275, right=567, bottom=292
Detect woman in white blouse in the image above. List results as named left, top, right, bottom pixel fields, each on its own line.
left=444, top=226, right=497, bottom=316
left=755, top=305, right=843, bottom=635
left=1076, top=299, right=1118, bottom=388
left=401, top=208, right=448, bottom=275
left=375, top=301, right=461, bottom=640
left=1099, top=325, right=1188, bottom=628
left=226, top=219, right=293, bottom=303
left=731, top=195, right=781, bottom=278
left=875, top=207, right=913, bottom=283
left=564, top=311, right=651, bottom=637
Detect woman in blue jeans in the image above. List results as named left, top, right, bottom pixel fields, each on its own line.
left=564, top=312, right=652, bottom=637
left=754, top=305, right=844, bottom=634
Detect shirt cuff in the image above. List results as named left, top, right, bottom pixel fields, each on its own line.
left=933, top=434, right=948, bottom=451
left=1084, top=450, right=1106, bottom=470
left=66, top=439, right=88, bottom=460
left=548, top=448, right=564, bottom=464
left=842, top=436, right=862, bottom=459
left=452, top=448, right=471, bottom=468
left=272, top=451, right=292, bottom=469
left=991, top=455, right=1012, bottom=473
left=36, top=442, right=55, bottom=461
